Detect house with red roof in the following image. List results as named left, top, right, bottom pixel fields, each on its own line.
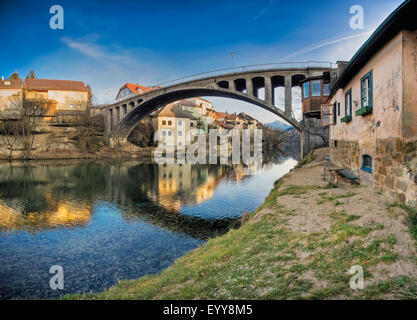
left=116, top=83, right=160, bottom=101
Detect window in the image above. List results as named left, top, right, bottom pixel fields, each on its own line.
left=162, top=131, right=166, bottom=136
left=345, top=89, right=352, bottom=116
left=178, top=131, right=182, bottom=136
left=361, top=71, right=373, bottom=108
left=190, top=122, right=194, bottom=128
left=162, top=120, right=166, bottom=125
left=311, top=80, right=321, bottom=97
left=333, top=103, right=337, bottom=124
left=178, top=120, right=182, bottom=126
left=168, top=120, right=172, bottom=125
left=303, top=81, right=310, bottom=99
left=168, top=131, right=172, bottom=136
left=362, top=155, right=372, bottom=173
left=70, top=104, right=74, bottom=109
left=338, top=102, right=340, bottom=116
left=323, top=82, right=330, bottom=96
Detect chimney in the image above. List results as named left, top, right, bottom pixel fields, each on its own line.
left=336, top=61, right=349, bottom=77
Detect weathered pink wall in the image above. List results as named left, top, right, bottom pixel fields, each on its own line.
left=402, top=30, right=417, bottom=139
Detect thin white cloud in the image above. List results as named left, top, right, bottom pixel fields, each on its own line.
left=253, top=0, right=279, bottom=21
left=279, top=30, right=373, bottom=62
left=61, top=36, right=134, bottom=65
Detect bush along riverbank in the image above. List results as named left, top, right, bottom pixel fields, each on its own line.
left=67, top=148, right=417, bottom=299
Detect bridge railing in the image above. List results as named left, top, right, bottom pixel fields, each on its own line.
left=153, top=61, right=336, bottom=87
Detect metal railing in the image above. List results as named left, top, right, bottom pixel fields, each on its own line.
left=152, top=61, right=336, bottom=87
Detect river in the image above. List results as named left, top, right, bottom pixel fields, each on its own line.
left=0, top=152, right=297, bottom=299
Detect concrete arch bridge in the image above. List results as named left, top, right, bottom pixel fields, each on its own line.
left=104, top=62, right=334, bottom=151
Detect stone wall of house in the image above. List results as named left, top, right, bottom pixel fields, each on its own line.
left=330, top=136, right=417, bottom=207
left=373, top=138, right=417, bottom=207
left=329, top=139, right=360, bottom=173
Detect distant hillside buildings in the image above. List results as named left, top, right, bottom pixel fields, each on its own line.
left=116, top=82, right=264, bottom=148
left=0, top=76, right=89, bottom=118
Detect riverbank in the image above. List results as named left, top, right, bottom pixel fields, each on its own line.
left=68, top=147, right=417, bottom=299
left=0, top=145, right=154, bottom=161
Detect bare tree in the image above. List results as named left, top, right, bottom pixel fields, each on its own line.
left=9, top=90, right=49, bottom=159
left=308, top=122, right=329, bottom=145
left=76, top=110, right=103, bottom=153
left=25, top=69, right=36, bottom=79
left=0, top=112, right=20, bottom=161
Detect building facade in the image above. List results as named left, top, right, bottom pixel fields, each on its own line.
left=327, top=0, right=417, bottom=206
left=0, top=78, right=23, bottom=111
left=151, top=103, right=198, bottom=148
left=25, top=79, right=88, bottom=113
left=0, top=78, right=89, bottom=116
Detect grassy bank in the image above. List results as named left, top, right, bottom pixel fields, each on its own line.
left=67, top=150, right=417, bottom=300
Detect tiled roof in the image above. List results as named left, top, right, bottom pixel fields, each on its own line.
left=238, top=112, right=256, bottom=121
left=157, top=104, right=198, bottom=120
left=25, top=79, right=88, bottom=91
left=217, top=120, right=233, bottom=129
left=0, top=79, right=23, bottom=89
left=216, top=112, right=228, bottom=118
left=117, top=82, right=156, bottom=99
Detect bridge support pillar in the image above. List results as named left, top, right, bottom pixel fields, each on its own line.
left=264, top=77, right=272, bottom=105
left=246, top=78, right=253, bottom=96
left=300, top=131, right=305, bottom=160
left=104, top=108, right=112, bottom=141
left=285, top=76, right=292, bottom=116
left=300, top=117, right=328, bottom=159
left=300, top=117, right=312, bottom=159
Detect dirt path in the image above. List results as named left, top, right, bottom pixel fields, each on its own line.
left=253, top=147, right=417, bottom=298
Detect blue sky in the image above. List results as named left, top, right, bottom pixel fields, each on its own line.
left=0, top=0, right=404, bottom=123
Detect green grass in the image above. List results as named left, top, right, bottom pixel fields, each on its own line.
left=295, top=151, right=315, bottom=168
left=387, top=202, right=417, bottom=241
left=317, top=192, right=356, bottom=204
left=276, top=185, right=321, bottom=197
left=323, top=182, right=339, bottom=189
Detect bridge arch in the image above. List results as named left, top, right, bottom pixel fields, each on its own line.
left=103, top=66, right=332, bottom=145
left=110, top=86, right=300, bottom=142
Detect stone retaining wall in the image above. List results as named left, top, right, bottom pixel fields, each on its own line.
left=330, top=137, right=417, bottom=207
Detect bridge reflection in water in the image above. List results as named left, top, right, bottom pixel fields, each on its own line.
left=0, top=153, right=297, bottom=299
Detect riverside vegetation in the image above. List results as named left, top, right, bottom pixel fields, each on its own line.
left=67, top=148, right=417, bottom=300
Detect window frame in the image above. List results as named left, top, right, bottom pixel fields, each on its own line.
left=303, top=81, right=310, bottom=99
left=362, top=154, right=372, bottom=173
left=345, top=89, right=352, bottom=117
left=360, top=70, right=373, bottom=109
left=311, top=79, right=321, bottom=97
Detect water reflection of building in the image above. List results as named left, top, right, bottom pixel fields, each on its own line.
left=0, top=194, right=91, bottom=233
left=139, top=163, right=251, bottom=212
left=149, top=164, right=220, bottom=211
left=0, top=158, right=280, bottom=233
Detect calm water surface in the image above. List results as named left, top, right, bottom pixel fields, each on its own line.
left=0, top=154, right=297, bottom=299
